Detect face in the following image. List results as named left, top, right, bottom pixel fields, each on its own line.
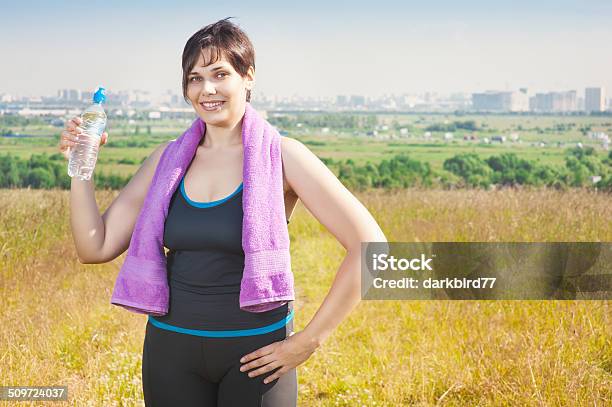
left=186, top=50, right=254, bottom=127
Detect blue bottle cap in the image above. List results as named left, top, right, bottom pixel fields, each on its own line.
left=93, top=87, right=106, bottom=104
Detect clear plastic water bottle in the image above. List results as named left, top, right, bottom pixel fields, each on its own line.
left=68, top=86, right=107, bottom=180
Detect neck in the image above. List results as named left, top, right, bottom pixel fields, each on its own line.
left=200, top=117, right=243, bottom=149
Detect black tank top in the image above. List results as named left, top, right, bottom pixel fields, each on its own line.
left=149, top=173, right=293, bottom=332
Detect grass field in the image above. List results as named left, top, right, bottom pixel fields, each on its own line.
left=1, top=113, right=610, bottom=177
left=0, top=187, right=610, bottom=406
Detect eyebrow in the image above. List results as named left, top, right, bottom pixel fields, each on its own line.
left=189, top=66, right=228, bottom=75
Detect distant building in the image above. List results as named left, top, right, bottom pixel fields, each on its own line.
left=588, top=132, right=610, bottom=150
left=81, top=91, right=93, bottom=102
left=105, top=90, right=130, bottom=106
left=471, top=90, right=529, bottom=112
left=585, top=87, right=606, bottom=112
left=529, top=91, right=577, bottom=112
left=349, top=95, right=365, bottom=108
left=587, top=131, right=609, bottom=140
left=57, top=89, right=81, bottom=101
left=18, top=108, right=68, bottom=116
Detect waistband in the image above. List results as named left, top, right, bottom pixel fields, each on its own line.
left=148, top=308, right=294, bottom=338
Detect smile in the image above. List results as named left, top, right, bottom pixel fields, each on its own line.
left=200, top=101, right=225, bottom=111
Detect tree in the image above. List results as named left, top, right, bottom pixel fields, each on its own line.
left=485, top=153, right=535, bottom=186
left=443, top=153, right=492, bottom=188
left=27, top=168, right=55, bottom=188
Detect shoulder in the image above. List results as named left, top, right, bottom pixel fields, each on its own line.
left=154, top=139, right=174, bottom=157
left=278, top=135, right=387, bottom=249
left=144, top=139, right=175, bottom=170
left=280, top=135, right=310, bottom=159
left=158, top=139, right=176, bottom=155
left=156, top=138, right=175, bottom=153
left=280, top=135, right=333, bottom=197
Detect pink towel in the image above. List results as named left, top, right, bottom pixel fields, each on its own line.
left=110, top=102, right=294, bottom=315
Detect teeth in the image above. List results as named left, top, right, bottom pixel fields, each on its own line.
left=202, top=102, right=223, bottom=107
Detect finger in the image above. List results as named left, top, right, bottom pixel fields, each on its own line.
left=263, top=374, right=277, bottom=384
left=61, top=130, right=78, bottom=142
left=101, top=132, right=108, bottom=145
left=246, top=360, right=280, bottom=378
left=263, top=367, right=287, bottom=384
left=60, top=144, right=75, bottom=156
left=69, top=116, right=82, bottom=127
left=65, top=117, right=80, bottom=131
left=60, top=137, right=77, bottom=149
left=241, top=354, right=275, bottom=372
left=241, top=344, right=275, bottom=363
left=65, top=123, right=83, bottom=135
left=60, top=144, right=72, bottom=160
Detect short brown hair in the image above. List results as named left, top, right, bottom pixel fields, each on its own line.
left=181, top=17, right=255, bottom=103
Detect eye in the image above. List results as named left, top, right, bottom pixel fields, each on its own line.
left=189, top=76, right=202, bottom=83
left=217, top=72, right=228, bottom=78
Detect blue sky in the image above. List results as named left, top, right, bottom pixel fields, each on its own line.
left=2, top=0, right=611, bottom=98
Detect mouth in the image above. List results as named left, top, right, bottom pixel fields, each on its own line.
left=200, top=101, right=226, bottom=111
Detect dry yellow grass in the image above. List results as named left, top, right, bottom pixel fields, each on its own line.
left=0, top=187, right=610, bottom=406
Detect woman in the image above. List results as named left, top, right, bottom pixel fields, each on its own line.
left=60, top=17, right=386, bottom=406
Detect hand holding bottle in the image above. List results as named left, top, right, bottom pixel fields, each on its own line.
left=64, top=86, right=108, bottom=180
left=59, top=116, right=109, bottom=161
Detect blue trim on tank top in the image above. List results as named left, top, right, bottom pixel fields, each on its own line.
left=180, top=177, right=243, bottom=208
left=148, top=309, right=294, bottom=337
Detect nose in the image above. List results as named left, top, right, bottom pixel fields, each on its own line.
left=201, top=79, right=216, bottom=96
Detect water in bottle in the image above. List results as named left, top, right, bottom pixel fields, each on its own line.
left=68, top=87, right=107, bottom=180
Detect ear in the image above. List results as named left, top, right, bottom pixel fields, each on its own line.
left=246, top=66, right=255, bottom=89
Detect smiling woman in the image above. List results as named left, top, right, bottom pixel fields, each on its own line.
left=137, top=18, right=305, bottom=407
left=65, top=14, right=386, bottom=407
left=177, top=23, right=256, bottom=149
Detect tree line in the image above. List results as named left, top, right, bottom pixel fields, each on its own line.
left=0, top=146, right=610, bottom=192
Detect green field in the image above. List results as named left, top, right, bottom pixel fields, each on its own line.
left=1, top=113, right=610, bottom=177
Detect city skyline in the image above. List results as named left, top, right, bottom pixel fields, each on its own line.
left=1, top=1, right=611, bottom=98
left=2, top=84, right=609, bottom=101
left=3, top=85, right=609, bottom=115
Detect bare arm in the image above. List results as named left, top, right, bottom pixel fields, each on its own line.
left=237, top=137, right=388, bottom=379
left=280, top=137, right=387, bottom=348
left=71, top=140, right=172, bottom=264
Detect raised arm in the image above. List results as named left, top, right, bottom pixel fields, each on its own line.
left=72, top=140, right=172, bottom=264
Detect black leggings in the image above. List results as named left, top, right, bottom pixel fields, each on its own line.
left=142, top=317, right=297, bottom=406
